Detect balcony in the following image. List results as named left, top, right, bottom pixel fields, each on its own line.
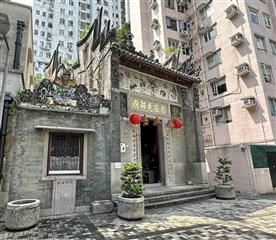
left=149, top=0, right=158, bottom=10
left=236, top=63, right=249, bottom=76
left=230, top=32, right=243, bottom=47
left=197, top=18, right=212, bottom=34
left=179, top=29, right=189, bottom=38
left=151, top=19, right=159, bottom=30
left=225, top=4, right=238, bottom=19
left=152, top=40, right=161, bottom=51
left=241, top=97, right=256, bottom=108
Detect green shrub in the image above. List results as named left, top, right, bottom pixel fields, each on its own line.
left=214, top=157, right=233, bottom=185
left=120, top=162, right=144, bottom=198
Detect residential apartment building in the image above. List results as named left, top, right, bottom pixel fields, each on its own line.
left=128, top=0, right=276, bottom=194
left=33, top=0, right=124, bottom=74
left=126, top=0, right=192, bottom=64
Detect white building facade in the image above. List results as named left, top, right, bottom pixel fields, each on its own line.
left=33, top=0, right=124, bottom=74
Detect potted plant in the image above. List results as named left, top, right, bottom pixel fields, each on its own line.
left=214, top=157, right=236, bottom=199
left=117, top=162, right=144, bottom=220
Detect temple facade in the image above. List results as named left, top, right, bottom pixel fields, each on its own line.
left=0, top=10, right=207, bottom=216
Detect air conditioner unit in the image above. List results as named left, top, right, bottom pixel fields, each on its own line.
left=152, top=40, right=161, bottom=51
left=236, top=63, right=249, bottom=76
left=179, top=29, right=189, bottom=38
left=230, top=32, right=243, bottom=47
left=225, top=4, right=238, bottom=19
left=151, top=19, right=159, bottom=30
left=149, top=0, right=158, bottom=10
left=211, top=109, right=222, bottom=116
left=241, top=97, right=256, bottom=108
left=197, top=23, right=210, bottom=34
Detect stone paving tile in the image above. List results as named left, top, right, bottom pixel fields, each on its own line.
left=0, top=196, right=276, bottom=239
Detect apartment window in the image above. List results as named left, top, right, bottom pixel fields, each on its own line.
left=215, top=106, right=232, bottom=124
left=182, top=42, right=192, bottom=55
left=68, top=31, right=73, bottom=37
left=39, top=51, right=43, bottom=57
left=87, top=4, right=90, bottom=9
left=41, top=31, right=45, bottom=37
left=211, top=77, right=227, bottom=96
left=35, top=19, right=39, bottom=25
left=104, top=10, right=109, bottom=16
left=268, top=98, right=276, bottom=116
left=97, top=0, right=101, bottom=4
left=200, top=2, right=214, bottom=21
left=249, top=8, right=259, bottom=24
left=204, top=25, right=217, bottom=43
left=166, top=17, right=177, bottom=31
left=255, top=35, right=267, bottom=52
left=34, top=29, right=38, bottom=35
left=49, top=13, right=53, bottom=18
left=206, top=50, right=221, bottom=69
left=69, top=10, right=73, bottom=16
left=40, top=41, right=44, bottom=48
left=35, top=10, right=40, bottom=15
left=60, top=18, right=65, bottom=25
left=41, top=21, right=45, bottom=27
left=42, top=12, right=46, bottom=17
left=59, top=41, right=64, bottom=47
left=168, top=38, right=179, bottom=48
left=165, top=0, right=174, bottom=9
left=47, top=33, right=52, bottom=40
left=270, top=40, right=276, bottom=54
left=46, top=43, right=51, bottom=49
left=59, top=29, right=64, bottom=35
left=81, top=12, right=86, bottom=20
left=177, top=2, right=185, bottom=13
left=69, top=0, right=74, bottom=6
left=46, top=52, right=51, bottom=58
left=67, top=42, right=73, bottom=48
left=260, top=63, right=274, bottom=83
left=179, top=20, right=189, bottom=31
left=263, top=13, right=271, bottom=29
left=60, top=8, right=65, bottom=14
left=68, top=20, right=73, bottom=27
left=47, top=132, right=84, bottom=175
left=48, top=23, right=52, bottom=28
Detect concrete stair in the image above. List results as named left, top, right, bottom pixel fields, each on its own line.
left=144, top=185, right=215, bottom=209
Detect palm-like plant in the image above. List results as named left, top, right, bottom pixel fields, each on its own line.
left=214, top=157, right=233, bottom=185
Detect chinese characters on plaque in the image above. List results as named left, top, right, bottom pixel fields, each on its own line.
left=131, top=97, right=168, bottom=116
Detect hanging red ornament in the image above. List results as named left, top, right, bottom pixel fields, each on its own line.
left=166, top=120, right=175, bottom=128
left=173, top=119, right=184, bottom=129
left=129, top=114, right=142, bottom=125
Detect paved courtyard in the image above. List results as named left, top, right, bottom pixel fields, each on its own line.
left=1, top=195, right=276, bottom=239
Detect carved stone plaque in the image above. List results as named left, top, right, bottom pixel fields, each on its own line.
left=53, top=179, right=76, bottom=215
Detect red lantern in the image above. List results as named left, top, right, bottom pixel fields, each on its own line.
left=129, top=114, right=142, bottom=125
left=173, top=119, right=184, bottom=129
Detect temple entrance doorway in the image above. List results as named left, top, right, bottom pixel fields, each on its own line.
left=140, top=120, right=162, bottom=184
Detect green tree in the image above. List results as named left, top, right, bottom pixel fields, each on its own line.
left=116, top=22, right=130, bottom=45
left=33, top=73, right=43, bottom=86
left=80, top=23, right=91, bottom=40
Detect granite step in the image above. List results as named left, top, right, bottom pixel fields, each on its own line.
left=144, top=189, right=215, bottom=204
left=145, top=192, right=215, bottom=209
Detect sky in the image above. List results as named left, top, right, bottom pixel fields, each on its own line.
left=12, top=0, right=33, bottom=6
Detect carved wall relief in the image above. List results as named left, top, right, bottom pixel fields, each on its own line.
left=119, top=67, right=179, bottom=103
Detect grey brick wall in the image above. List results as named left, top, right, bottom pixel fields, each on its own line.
left=6, top=106, right=111, bottom=210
